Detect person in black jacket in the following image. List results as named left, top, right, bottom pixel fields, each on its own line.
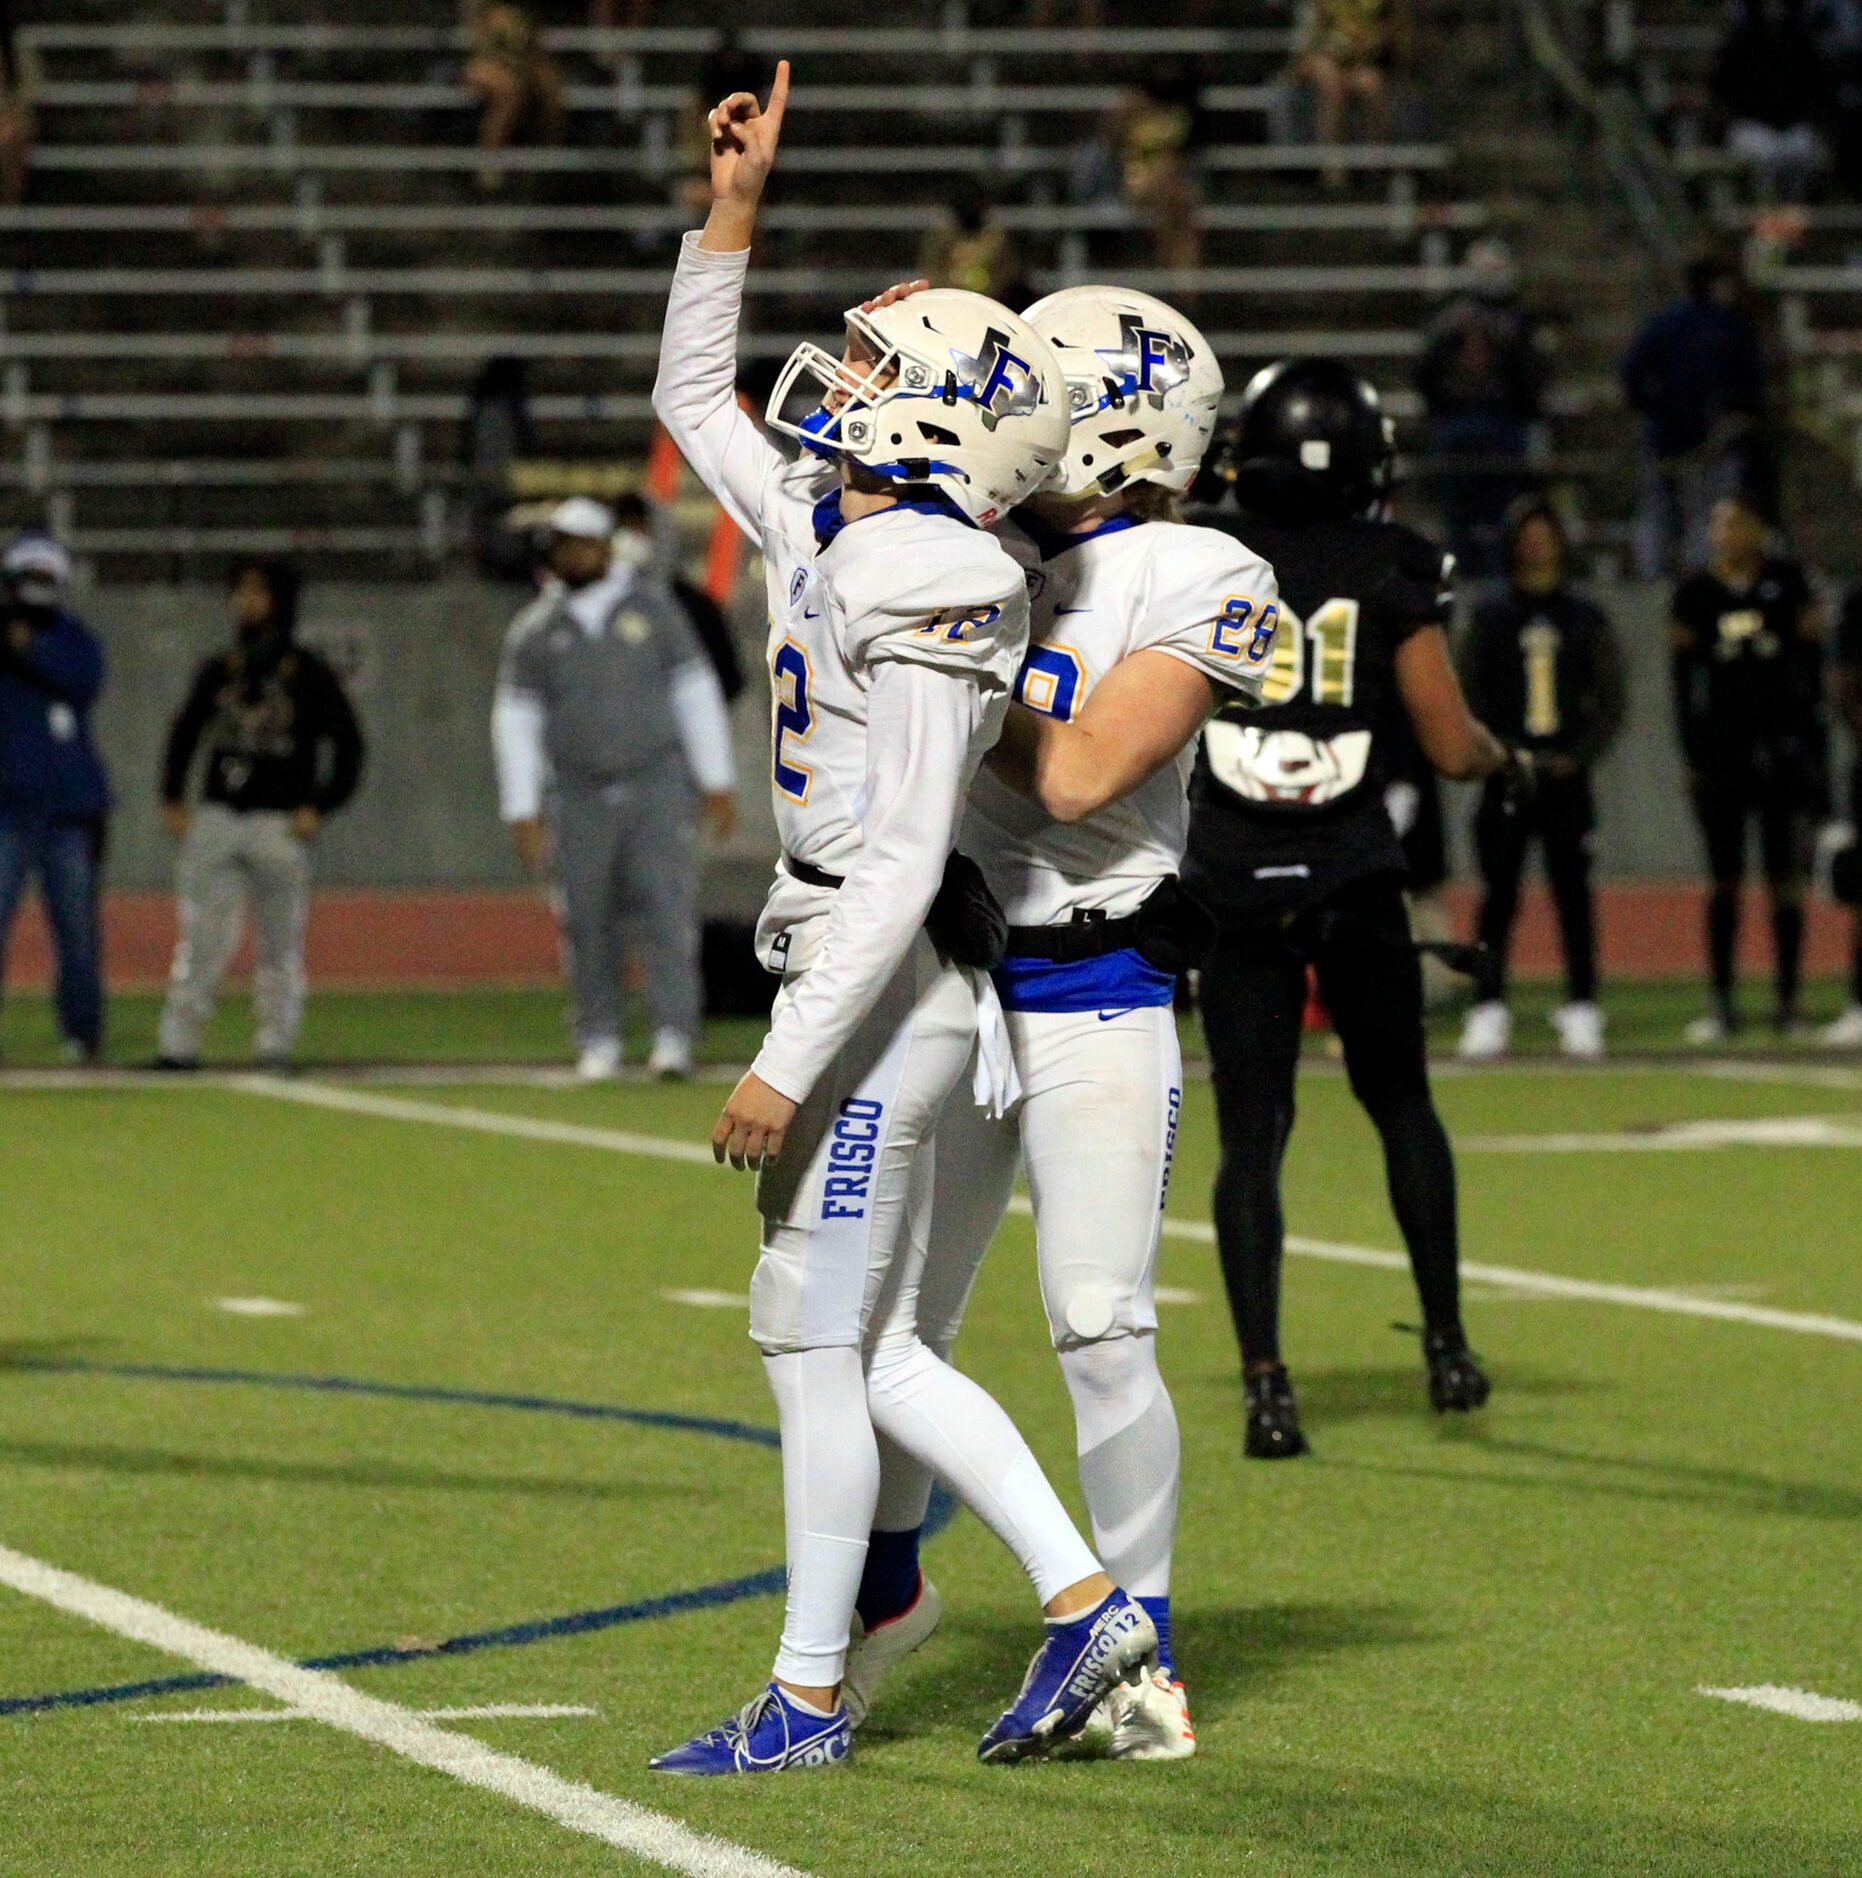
left=1458, top=499, right=1626, bottom=1060
left=1825, top=588, right=1862, bottom=1047
left=0, top=533, right=110, bottom=1061
left=1670, top=494, right=1825, bottom=1041
left=1187, top=359, right=1519, bottom=1459
left=155, top=559, right=364, bottom=1070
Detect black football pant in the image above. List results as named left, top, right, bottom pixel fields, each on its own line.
left=1691, top=777, right=1814, bottom=1022
left=1472, top=773, right=1598, bottom=1005
left=1200, top=874, right=1463, bottom=1371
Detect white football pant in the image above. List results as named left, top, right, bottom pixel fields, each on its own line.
left=871, top=1002, right=1184, bottom=1603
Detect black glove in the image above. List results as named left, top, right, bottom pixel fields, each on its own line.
left=925, top=851, right=1009, bottom=970
left=1131, top=876, right=1219, bottom=976
left=1833, top=837, right=1862, bottom=909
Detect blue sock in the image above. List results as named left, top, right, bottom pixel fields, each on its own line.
left=855, top=1526, right=922, bottom=1630
left=1138, top=1596, right=1174, bottom=1677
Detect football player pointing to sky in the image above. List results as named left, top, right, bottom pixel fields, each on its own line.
left=649, top=63, right=1159, bottom=1776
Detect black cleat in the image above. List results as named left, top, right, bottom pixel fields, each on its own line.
left=1243, top=1364, right=1311, bottom=1459
left=1423, top=1326, right=1491, bottom=1413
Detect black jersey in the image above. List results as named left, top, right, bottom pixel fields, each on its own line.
left=1671, top=557, right=1820, bottom=766
left=1460, top=586, right=1626, bottom=768
left=1184, top=504, right=1451, bottom=919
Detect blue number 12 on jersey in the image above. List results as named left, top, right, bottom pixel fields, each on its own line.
left=773, top=638, right=815, bottom=801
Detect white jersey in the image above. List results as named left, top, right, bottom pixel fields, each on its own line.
left=962, top=516, right=1279, bottom=926
left=653, top=232, right=1028, bottom=1104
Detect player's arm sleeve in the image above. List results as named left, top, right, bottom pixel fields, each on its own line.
left=1572, top=605, right=1628, bottom=767
left=311, top=663, right=366, bottom=816
left=750, top=659, right=977, bottom=1105
left=491, top=617, right=549, bottom=823
left=160, top=658, right=221, bottom=803
left=650, top=233, right=787, bottom=542
left=1139, top=530, right=1281, bottom=704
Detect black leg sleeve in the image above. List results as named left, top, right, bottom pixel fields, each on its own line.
left=1472, top=781, right=1529, bottom=1005
left=1694, top=784, right=1747, bottom=1015
left=1198, top=920, right=1307, bottom=1369
left=1316, top=878, right=1465, bottom=1335
left=1757, top=790, right=1811, bottom=1021
left=1540, top=777, right=1599, bottom=1004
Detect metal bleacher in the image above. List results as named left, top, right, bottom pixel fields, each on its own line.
left=3, top=4, right=1489, bottom=575
left=1617, top=0, right=1862, bottom=491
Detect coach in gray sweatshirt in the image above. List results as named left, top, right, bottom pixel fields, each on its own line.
left=492, top=498, right=736, bottom=1081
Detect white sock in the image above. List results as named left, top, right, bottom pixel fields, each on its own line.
left=1058, top=1334, right=1179, bottom=1600
left=865, top=1334, right=1100, bottom=1606
left=761, top=1348, right=878, bottom=1689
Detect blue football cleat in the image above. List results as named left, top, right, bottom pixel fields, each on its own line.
left=649, top=1684, right=851, bottom=1776
left=977, top=1590, right=1158, bottom=1764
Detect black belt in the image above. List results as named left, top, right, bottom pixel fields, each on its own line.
left=1004, top=910, right=1142, bottom=963
left=784, top=855, right=845, bottom=891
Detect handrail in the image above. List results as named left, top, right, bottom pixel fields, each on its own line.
left=1517, top=0, right=1694, bottom=280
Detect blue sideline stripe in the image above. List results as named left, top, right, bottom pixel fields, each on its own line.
left=12, top=1358, right=782, bottom=1448
left=1, top=1360, right=955, bottom=1718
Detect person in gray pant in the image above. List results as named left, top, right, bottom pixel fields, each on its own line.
left=492, top=498, right=737, bottom=1080
left=156, top=559, right=364, bottom=1070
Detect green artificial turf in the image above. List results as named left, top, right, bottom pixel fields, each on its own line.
left=2, top=1044, right=1859, bottom=1875
left=0, top=975, right=1857, bottom=1072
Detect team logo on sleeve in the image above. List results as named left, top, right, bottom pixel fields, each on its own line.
left=949, top=329, right=1043, bottom=430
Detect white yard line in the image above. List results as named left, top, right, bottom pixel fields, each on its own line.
left=1698, top=1684, right=1862, bottom=1723
left=214, top=1297, right=307, bottom=1318
left=1460, top=1116, right=1862, bottom=1152
left=135, top=1702, right=599, bottom=1725
left=227, top=1079, right=1862, bottom=1348
left=0, top=1542, right=806, bottom=1878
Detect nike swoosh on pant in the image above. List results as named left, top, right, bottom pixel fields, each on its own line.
left=1097, top=1008, right=1139, bottom=1022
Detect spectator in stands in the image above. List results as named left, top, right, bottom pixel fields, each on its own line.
left=0, top=534, right=109, bottom=1064
left=491, top=499, right=736, bottom=1082
left=610, top=491, right=745, bottom=705
left=1293, top=0, right=1411, bottom=180
left=156, top=560, right=365, bottom=1072
left=464, top=355, right=539, bottom=580
left=1622, top=254, right=1767, bottom=580
left=0, top=0, right=33, bottom=209
left=1823, top=583, right=1862, bottom=1045
left=1670, top=493, right=1826, bottom=1042
left=1458, top=500, right=1626, bottom=1062
left=1711, top=0, right=1828, bottom=202
left=1101, top=64, right=1205, bottom=277
left=1811, top=0, right=1862, bottom=197
left=463, top=3, right=565, bottom=195
left=918, top=181, right=1029, bottom=308
left=1416, top=237, right=1544, bottom=579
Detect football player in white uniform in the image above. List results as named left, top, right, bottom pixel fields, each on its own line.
left=844, top=286, right=1279, bottom=1761
left=648, top=64, right=1158, bottom=1776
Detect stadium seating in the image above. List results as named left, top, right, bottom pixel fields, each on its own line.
left=3, top=7, right=1491, bottom=573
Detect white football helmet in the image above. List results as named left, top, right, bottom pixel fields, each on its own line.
left=1019, top=284, right=1224, bottom=499
left=766, top=290, right=1069, bottom=526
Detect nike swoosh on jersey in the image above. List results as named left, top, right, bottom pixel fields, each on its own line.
left=803, top=608, right=822, bottom=619
left=1055, top=605, right=1092, bottom=616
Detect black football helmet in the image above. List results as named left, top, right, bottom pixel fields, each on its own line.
left=1224, top=358, right=1395, bottom=517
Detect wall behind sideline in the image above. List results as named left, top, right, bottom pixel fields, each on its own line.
left=70, top=576, right=1836, bottom=897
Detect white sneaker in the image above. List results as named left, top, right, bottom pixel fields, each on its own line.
left=1108, top=1668, right=1197, bottom=1762
left=1820, top=1004, right=1862, bottom=1048
left=575, top=1038, right=622, bottom=1082
left=1551, top=1001, right=1606, bottom=1060
left=842, top=1576, right=942, bottom=1730
left=1457, top=1000, right=1511, bottom=1061
left=1683, top=1013, right=1729, bottom=1047
left=646, top=1030, right=694, bottom=1081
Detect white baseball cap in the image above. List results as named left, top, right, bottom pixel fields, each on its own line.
left=547, top=497, right=616, bottom=541
left=3, top=532, right=72, bottom=585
